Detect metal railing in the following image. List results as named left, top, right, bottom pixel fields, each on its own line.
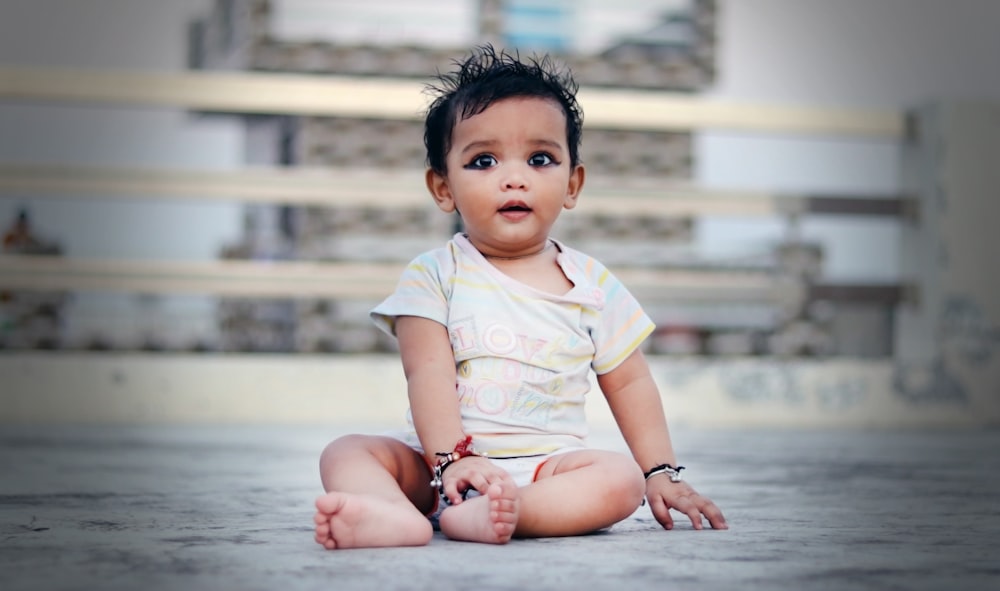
left=0, top=67, right=909, bottom=310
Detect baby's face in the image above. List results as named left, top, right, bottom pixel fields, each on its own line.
left=430, top=96, right=583, bottom=258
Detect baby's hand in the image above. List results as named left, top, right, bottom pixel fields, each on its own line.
left=441, top=456, right=513, bottom=506
left=645, top=477, right=728, bottom=531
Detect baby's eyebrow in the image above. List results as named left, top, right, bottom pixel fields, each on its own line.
left=529, top=139, right=565, bottom=153
left=459, top=138, right=566, bottom=157
left=459, top=140, right=498, bottom=156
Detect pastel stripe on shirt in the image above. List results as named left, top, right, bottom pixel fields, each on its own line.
left=371, top=233, right=655, bottom=454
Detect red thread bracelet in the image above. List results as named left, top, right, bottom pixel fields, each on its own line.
left=429, top=435, right=481, bottom=491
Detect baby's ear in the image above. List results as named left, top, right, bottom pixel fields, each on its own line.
left=426, top=169, right=457, bottom=213
left=563, top=164, right=585, bottom=210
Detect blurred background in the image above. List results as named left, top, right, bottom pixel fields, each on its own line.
left=1, top=0, right=997, bottom=428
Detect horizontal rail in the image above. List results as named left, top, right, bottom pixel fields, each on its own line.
left=0, top=164, right=911, bottom=218
left=0, top=256, right=402, bottom=299
left=807, top=283, right=911, bottom=305
left=0, top=165, right=431, bottom=209
left=0, top=255, right=799, bottom=304
left=0, top=67, right=907, bottom=138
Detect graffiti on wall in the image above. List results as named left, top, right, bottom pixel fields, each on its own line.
left=815, top=377, right=870, bottom=412
left=717, top=363, right=804, bottom=406
left=891, top=294, right=996, bottom=406
left=658, top=361, right=880, bottom=414
left=892, top=360, right=968, bottom=405
left=941, top=295, right=997, bottom=367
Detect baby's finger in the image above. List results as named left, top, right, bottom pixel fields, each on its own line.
left=489, top=469, right=516, bottom=489
left=648, top=495, right=674, bottom=530
left=472, top=466, right=511, bottom=491
left=699, top=499, right=728, bottom=530
left=464, top=470, right=492, bottom=495
left=670, top=495, right=705, bottom=530
left=442, top=479, right=463, bottom=505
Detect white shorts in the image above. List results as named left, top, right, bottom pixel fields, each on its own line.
left=427, top=447, right=581, bottom=527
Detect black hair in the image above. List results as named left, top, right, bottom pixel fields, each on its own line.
left=423, top=44, right=583, bottom=175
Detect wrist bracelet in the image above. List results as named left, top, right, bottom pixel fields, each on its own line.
left=429, top=435, right=482, bottom=492
left=643, top=463, right=685, bottom=482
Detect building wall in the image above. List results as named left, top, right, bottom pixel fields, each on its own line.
left=6, top=0, right=999, bottom=280
left=1, top=0, right=998, bottom=425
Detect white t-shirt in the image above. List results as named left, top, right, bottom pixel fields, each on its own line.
left=371, top=233, right=654, bottom=456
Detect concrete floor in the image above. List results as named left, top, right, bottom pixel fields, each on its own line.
left=1, top=423, right=998, bottom=591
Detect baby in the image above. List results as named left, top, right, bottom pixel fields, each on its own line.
left=314, top=45, right=727, bottom=548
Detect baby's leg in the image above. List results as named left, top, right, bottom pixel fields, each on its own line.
left=313, top=434, right=434, bottom=549
left=437, top=479, right=520, bottom=544
left=514, top=450, right=645, bottom=538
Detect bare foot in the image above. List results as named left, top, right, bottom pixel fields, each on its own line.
left=438, top=482, right=520, bottom=544
left=313, top=492, right=433, bottom=549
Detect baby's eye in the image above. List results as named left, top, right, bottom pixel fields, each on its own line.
left=528, top=153, right=556, bottom=167
left=465, top=154, right=497, bottom=169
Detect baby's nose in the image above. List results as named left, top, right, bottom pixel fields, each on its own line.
left=501, top=169, right=528, bottom=190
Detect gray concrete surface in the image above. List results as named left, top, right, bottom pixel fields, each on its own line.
left=1, top=423, right=998, bottom=590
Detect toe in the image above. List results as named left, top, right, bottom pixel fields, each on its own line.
left=315, top=493, right=343, bottom=514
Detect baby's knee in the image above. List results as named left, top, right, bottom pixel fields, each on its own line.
left=616, top=459, right=647, bottom=507
left=319, top=434, right=376, bottom=466
left=600, top=454, right=646, bottom=512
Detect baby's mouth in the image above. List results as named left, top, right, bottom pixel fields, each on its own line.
left=499, top=201, right=531, bottom=213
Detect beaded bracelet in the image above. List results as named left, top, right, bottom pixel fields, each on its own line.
left=429, top=435, right=482, bottom=492
left=643, top=463, right=685, bottom=482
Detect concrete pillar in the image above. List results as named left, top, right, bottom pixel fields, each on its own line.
left=896, top=103, right=1000, bottom=423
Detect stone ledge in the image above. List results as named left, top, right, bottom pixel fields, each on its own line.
left=1, top=353, right=992, bottom=428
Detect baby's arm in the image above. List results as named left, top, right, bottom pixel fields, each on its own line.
left=394, top=316, right=513, bottom=504
left=598, top=349, right=728, bottom=530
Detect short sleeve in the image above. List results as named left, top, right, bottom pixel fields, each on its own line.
left=587, top=263, right=655, bottom=375
left=370, top=249, right=453, bottom=337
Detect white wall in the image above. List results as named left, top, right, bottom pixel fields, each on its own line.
left=0, top=0, right=245, bottom=260
left=0, top=0, right=212, bottom=69
left=696, top=0, right=1000, bottom=281
left=712, top=0, right=1000, bottom=107
left=0, top=0, right=246, bottom=346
